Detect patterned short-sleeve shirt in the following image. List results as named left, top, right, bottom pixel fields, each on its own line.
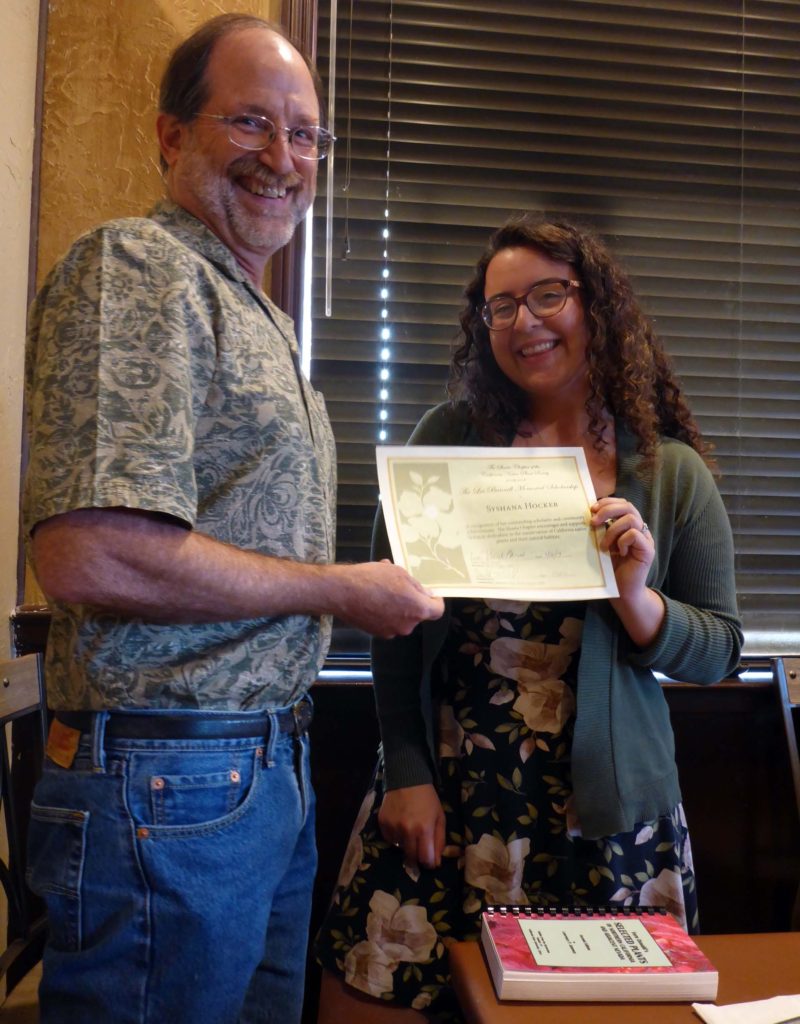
left=23, top=200, right=337, bottom=711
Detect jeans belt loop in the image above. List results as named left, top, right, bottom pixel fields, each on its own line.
left=264, top=710, right=280, bottom=768
left=295, top=693, right=313, bottom=735
left=90, top=710, right=109, bottom=773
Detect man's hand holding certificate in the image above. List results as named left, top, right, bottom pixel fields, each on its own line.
left=376, top=446, right=618, bottom=601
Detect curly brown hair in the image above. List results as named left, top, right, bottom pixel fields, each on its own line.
left=449, top=214, right=712, bottom=465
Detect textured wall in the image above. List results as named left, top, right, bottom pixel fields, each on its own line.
left=1, top=0, right=40, bottom=656
left=37, top=0, right=282, bottom=283
left=25, top=0, right=282, bottom=604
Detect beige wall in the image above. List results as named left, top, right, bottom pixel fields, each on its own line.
left=22, top=0, right=281, bottom=606
left=0, top=0, right=40, bottom=660
left=37, top=0, right=282, bottom=284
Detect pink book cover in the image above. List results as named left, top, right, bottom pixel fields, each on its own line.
left=480, top=906, right=719, bottom=1002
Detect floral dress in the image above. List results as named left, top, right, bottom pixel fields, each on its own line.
left=314, top=598, right=698, bottom=1022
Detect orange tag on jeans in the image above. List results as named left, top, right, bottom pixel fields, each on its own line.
left=46, top=718, right=81, bottom=768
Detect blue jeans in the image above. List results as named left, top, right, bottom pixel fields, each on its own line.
left=27, top=709, right=317, bottom=1024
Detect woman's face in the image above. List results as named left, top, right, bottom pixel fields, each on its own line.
left=483, top=246, right=590, bottom=410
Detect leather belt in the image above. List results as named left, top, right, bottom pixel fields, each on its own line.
left=55, top=697, right=313, bottom=741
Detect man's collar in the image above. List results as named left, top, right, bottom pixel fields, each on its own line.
left=148, top=199, right=249, bottom=283
left=147, top=198, right=298, bottom=347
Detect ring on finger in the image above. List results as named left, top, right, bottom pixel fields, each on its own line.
left=641, top=521, right=650, bottom=535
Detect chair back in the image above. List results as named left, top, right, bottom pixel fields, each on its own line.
left=774, top=656, right=800, bottom=931
left=0, top=653, right=48, bottom=999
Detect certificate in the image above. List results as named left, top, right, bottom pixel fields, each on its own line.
left=375, top=446, right=618, bottom=601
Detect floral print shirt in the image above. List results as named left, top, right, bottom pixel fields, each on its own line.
left=24, top=200, right=336, bottom=711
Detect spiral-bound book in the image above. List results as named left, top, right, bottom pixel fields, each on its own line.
left=480, top=905, right=718, bottom=1002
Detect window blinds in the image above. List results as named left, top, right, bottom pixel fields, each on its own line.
left=309, top=0, right=800, bottom=653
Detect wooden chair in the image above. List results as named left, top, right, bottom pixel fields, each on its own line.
left=0, top=653, right=48, bottom=1000
left=774, top=656, right=800, bottom=930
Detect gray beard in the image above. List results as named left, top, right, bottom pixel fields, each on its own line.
left=225, top=192, right=300, bottom=253
left=177, top=147, right=308, bottom=256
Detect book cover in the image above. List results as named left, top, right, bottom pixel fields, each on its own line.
left=480, top=906, right=719, bottom=1002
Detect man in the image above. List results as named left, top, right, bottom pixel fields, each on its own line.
left=23, top=14, right=443, bottom=1024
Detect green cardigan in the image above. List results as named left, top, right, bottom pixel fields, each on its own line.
left=371, top=401, right=743, bottom=839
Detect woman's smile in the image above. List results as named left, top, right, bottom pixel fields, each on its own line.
left=484, top=246, right=590, bottom=407
left=517, top=336, right=558, bottom=358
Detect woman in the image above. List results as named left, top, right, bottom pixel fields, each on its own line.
left=314, top=215, right=742, bottom=1022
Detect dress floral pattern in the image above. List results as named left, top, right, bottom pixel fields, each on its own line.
left=315, top=598, right=698, bottom=1021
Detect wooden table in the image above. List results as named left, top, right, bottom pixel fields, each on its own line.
left=450, top=932, right=800, bottom=1023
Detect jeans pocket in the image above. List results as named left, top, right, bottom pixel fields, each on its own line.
left=150, top=767, right=246, bottom=825
left=128, top=746, right=260, bottom=832
left=26, top=803, right=90, bottom=951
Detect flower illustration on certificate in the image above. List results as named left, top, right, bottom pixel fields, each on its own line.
left=390, top=462, right=469, bottom=584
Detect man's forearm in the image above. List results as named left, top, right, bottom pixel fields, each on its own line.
left=31, top=507, right=444, bottom=637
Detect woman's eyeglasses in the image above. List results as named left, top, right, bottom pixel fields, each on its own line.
left=481, top=278, right=581, bottom=331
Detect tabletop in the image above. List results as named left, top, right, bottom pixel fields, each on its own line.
left=450, top=931, right=800, bottom=1023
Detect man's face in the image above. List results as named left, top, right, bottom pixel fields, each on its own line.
left=162, top=27, right=320, bottom=279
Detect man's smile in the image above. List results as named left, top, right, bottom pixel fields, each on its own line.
left=234, top=169, right=300, bottom=201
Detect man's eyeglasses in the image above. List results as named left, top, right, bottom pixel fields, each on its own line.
left=194, top=113, right=336, bottom=161
left=481, top=278, right=581, bottom=331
